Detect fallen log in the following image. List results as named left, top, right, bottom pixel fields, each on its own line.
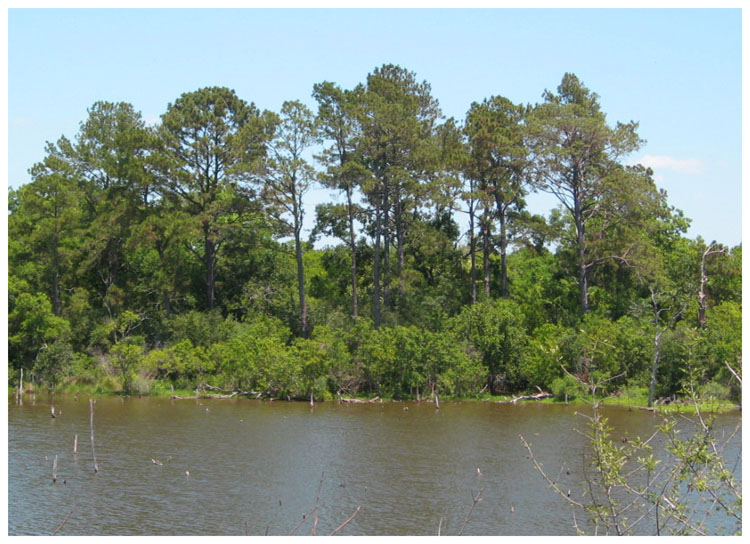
left=171, top=393, right=235, bottom=400
left=339, top=396, right=381, bottom=404
left=171, top=390, right=257, bottom=400
left=511, top=391, right=552, bottom=403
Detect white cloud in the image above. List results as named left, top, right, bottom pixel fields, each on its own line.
left=636, top=155, right=706, bottom=175
left=10, top=116, right=33, bottom=127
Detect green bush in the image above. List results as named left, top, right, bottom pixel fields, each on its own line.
left=32, top=340, right=75, bottom=390
left=111, top=342, right=145, bottom=393
left=452, top=299, right=528, bottom=393
left=698, top=380, right=731, bottom=402
left=520, top=323, right=569, bottom=390
left=551, top=374, right=581, bottom=401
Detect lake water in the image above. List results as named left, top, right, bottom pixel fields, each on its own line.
left=7, top=394, right=741, bottom=535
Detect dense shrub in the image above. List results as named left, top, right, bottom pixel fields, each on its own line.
left=551, top=374, right=581, bottom=401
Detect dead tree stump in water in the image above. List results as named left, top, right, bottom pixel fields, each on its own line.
left=89, top=399, right=99, bottom=473
left=17, top=369, right=23, bottom=404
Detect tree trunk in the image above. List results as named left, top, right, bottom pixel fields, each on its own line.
left=395, top=197, right=406, bottom=297
left=156, top=245, right=173, bottom=314
left=482, top=209, right=491, bottom=298
left=204, top=224, right=216, bottom=311
left=574, top=197, right=589, bottom=314
left=469, top=204, right=477, bottom=305
left=373, top=202, right=382, bottom=329
left=698, top=245, right=724, bottom=328
left=346, top=186, right=359, bottom=319
left=52, top=253, right=61, bottom=316
left=295, top=221, right=308, bottom=337
left=383, top=208, right=391, bottom=309
left=499, top=207, right=509, bottom=299
left=648, top=331, right=662, bottom=408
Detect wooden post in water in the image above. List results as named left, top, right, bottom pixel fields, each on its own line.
left=434, top=392, right=440, bottom=409
left=89, top=399, right=99, bottom=473
left=310, top=391, right=314, bottom=408
left=73, top=434, right=78, bottom=454
left=52, top=455, right=58, bottom=483
left=17, top=368, right=23, bottom=404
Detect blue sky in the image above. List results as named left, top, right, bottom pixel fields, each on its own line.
left=6, top=8, right=743, bottom=247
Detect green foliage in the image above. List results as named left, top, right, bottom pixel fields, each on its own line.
left=550, top=374, right=581, bottom=401
left=33, top=341, right=75, bottom=391
left=358, top=325, right=481, bottom=398
left=525, top=364, right=742, bottom=535
left=701, top=301, right=741, bottom=379
left=698, top=380, right=731, bottom=402
left=453, top=299, right=528, bottom=393
left=5, top=71, right=740, bottom=406
left=167, top=310, right=237, bottom=348
left=656, top=323, right=703, bottom=398
left=8, top=279, right=71, bottom=370
left=110, top=341, right=145, bottom=393
left=209, top=315, right=294, bottom=395
left=144, top=340, right=212, bottom=381
left=521, top=323, right=568, bottom=390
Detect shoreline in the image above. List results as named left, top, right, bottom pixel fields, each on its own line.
left=9, top=386, right=740, bottom=414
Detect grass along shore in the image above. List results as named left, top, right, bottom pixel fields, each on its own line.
left=10, top=380, right=740, bottom=414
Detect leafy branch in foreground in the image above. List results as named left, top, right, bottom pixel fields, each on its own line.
left=520, top=366, right=741, bottom=535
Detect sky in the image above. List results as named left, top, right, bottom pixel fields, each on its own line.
left=6, top=8, right=743, bottom=248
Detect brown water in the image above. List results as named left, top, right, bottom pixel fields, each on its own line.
left=7, top=395, right=741, bottom=535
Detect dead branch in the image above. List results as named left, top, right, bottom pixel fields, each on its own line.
left=458, top=488, right=483, bottom=536
left=329, top=506, right=361, bottom=536
left=171, top=392, right=246, bottom=400
left=52, top=506, right=75, bottom=535
left=512, top=391, right=552, bottom=403
left=519, top=435, right=585, bottom=509
left=339, top=396, right=381, bottom=404
left=289, top=471, right=325, bottom=536
left=724, top=361, right=741, bottom=386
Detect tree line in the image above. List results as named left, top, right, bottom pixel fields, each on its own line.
left=8, top=65, right=741, bottom=404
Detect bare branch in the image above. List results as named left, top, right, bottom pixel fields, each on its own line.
left=458, top=488, right=484, bottom=536
left=329, top=506, right=361, bottom=536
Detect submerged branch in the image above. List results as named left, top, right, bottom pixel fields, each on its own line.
left=329, top=506, right=361, bottom=536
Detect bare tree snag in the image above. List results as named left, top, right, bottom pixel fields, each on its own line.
left=698, top=244, right=726, bottom=328
left=17, top=368, right=23, bottom=404
left=89, top=399, right=99, bottom=473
